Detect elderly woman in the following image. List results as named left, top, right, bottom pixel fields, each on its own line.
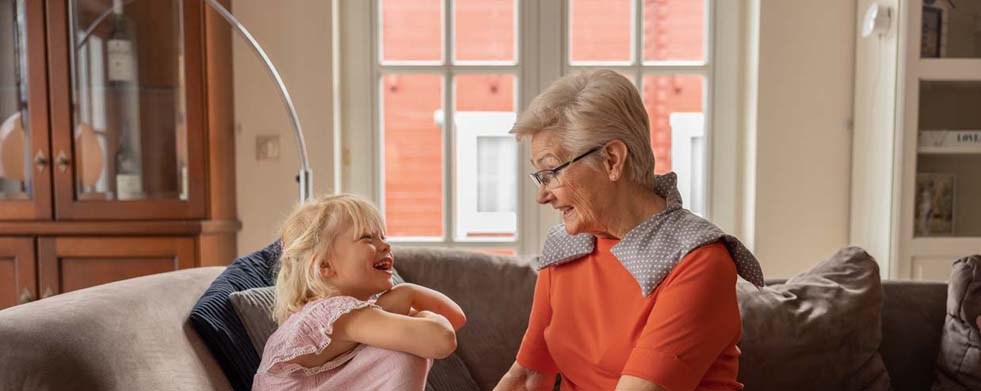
left=494, top=70, right=765, bottom=391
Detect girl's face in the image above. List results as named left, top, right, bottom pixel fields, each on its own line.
left=322, top=224, right=395, bottom=300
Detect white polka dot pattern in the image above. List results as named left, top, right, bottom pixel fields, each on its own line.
left=534, top=172, right=766, bottom=296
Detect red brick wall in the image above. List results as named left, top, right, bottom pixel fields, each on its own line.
left=381, top=0, right=703, bottom=237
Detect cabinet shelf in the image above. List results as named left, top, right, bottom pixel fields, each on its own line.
left=911, top=237, right=981, bottom=256
left=919, top=59, right=981, bottom=81
left=917, top=147, right=981, bottom=154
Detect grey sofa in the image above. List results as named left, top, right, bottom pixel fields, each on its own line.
left=0, top=248, right=947, bottom=391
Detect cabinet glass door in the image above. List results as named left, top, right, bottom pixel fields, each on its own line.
left=915, top=80, right=981, bottom=237
left=920, top=0, right=981, bottom=58
left=0, top=0, right=52, bottom=220
left=48, top=0, right=205, bottom=219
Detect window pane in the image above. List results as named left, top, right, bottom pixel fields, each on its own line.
left=642, top=74, right=704, bottom=214
left=453, top=0, right=515, bottom=62
left=569, top=0, right=631, bottom=63
left=477, top=136, right=516, bottom=213
left=0, top=0, right=31, bottom=200
left=70, top=0, right=188, bottom=201
left=383, top=74, right=444, bottom=238
left=643, top=0, right=704, bottom=62
left=381, top=0, right=442, bottom=63
left=453, top=74, right=517, bottom=240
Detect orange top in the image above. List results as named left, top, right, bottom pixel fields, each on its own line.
left=517, top=239, right=743, bottom=391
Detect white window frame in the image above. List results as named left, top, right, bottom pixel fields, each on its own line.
left=334, top=0, right=741, bottom=257
left=451, top=110, right=519, bottom=240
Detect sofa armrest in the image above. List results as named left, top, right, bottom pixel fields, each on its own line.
left=0, top=267, right=231, bottom=391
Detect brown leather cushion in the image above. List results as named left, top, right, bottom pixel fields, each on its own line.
left=933, top=254, right=981, bottom=390
left=736, top=246, right=892, bottom=391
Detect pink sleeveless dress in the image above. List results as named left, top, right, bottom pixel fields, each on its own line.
left=253, top=296, right=432, bottom=391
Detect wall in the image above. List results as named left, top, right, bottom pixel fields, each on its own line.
left=745, top=0, right=856, bottom=277
left=227, top=1, right=859, bottom=275
left=231, top=0, right=334, bottom=256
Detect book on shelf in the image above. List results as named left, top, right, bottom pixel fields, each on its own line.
left=918, top=130, right=981, bottom=154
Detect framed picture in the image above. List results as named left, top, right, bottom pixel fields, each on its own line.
left=915, top=173, right=956, bottom=236
left=921, top=6, right=943, bottom=58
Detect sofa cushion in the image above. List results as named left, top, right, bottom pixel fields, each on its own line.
left=392, top=247, right=539, bottom=390
left=933, top=254, right=981, bottom=391
left=0, top=267, right=231, bottom=391
left=229, top=286, right=276, bottom=354
left=736, top=246, right=892, bottom=391
left=189, top=241, right=281, bottom=391
left=880, top=280, right=947, bottom=391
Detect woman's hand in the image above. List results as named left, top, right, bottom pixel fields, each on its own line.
left=493, top=361, right=555, bottom=391
left=376, top=283, right=467, bottom=330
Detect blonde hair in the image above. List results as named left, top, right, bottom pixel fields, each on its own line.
left=272, top=193, right=385, bottom=324
left=511, top=70, right=656, bottom=187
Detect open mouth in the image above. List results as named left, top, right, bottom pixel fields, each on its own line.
left=559, top=207, right=573, bottom=217
left=372, top=257, right=393, bottom=272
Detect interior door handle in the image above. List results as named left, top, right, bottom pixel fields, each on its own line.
left=55, top=150, right=70, bottom=172
left=34, top=150, right=48, bottom=172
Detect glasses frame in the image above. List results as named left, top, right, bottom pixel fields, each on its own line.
left=529, top=146, right=602, bottom=188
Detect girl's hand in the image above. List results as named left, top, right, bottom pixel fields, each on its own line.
left=374, top=284, right=415, bottom=315
left=376, top=283, right=467, bottom=331
left=403, top=284, right=467, bottom=331
left=331, top=305, right=458, bottom=359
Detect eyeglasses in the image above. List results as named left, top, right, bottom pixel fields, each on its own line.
left=529, top=146, right=602, bottom=188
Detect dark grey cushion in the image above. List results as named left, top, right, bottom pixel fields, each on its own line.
left=229, top=286, right=276, bottom=354
left=933, top=255, right=981, bottom=391
left=881, top=280, right=947, bottom=391
left=393, top=247, right=538, bottom=391
left=189, top=240, right=281, bottom=391
left=736, top=246, right=892, bottom=391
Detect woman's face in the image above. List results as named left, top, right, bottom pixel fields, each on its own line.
left=530, top=131, right=611, bottom=236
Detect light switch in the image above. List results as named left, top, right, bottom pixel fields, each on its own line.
left=256, top=135, right=280, bottom=161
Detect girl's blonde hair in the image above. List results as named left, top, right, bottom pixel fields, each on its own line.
left=273, top=193, right=385, bottom=324
left=511, top=70, right=656, bottom=188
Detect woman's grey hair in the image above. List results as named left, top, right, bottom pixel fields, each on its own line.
left=511, top=70, right=656, bottom=188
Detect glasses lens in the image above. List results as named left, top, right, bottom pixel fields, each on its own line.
left=540, top=171, right=554, bottom=187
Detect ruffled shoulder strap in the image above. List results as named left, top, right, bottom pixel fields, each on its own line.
left=261, top=296, right=379, bottom=376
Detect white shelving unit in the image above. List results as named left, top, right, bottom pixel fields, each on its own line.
left=852, top=0, right=981, bottom=280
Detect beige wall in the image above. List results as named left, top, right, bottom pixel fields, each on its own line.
left=226, top=1, right=858, bottom=274
left=744, top=0, right=856, bottom=277
left=231, top=0, right=334, bottom=256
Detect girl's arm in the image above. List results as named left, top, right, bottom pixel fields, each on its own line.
left=375, top=283, right=467, bottom=330
left=329, top=306, right=457, bottom=359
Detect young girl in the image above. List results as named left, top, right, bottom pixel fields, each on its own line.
left=253, top=194, right=467, bottom=391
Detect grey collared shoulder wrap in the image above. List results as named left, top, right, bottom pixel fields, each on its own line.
left=535, top=173, right=765, bottom=296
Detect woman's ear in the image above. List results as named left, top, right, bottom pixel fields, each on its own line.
left=602, top=140, right=629, bottom=181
